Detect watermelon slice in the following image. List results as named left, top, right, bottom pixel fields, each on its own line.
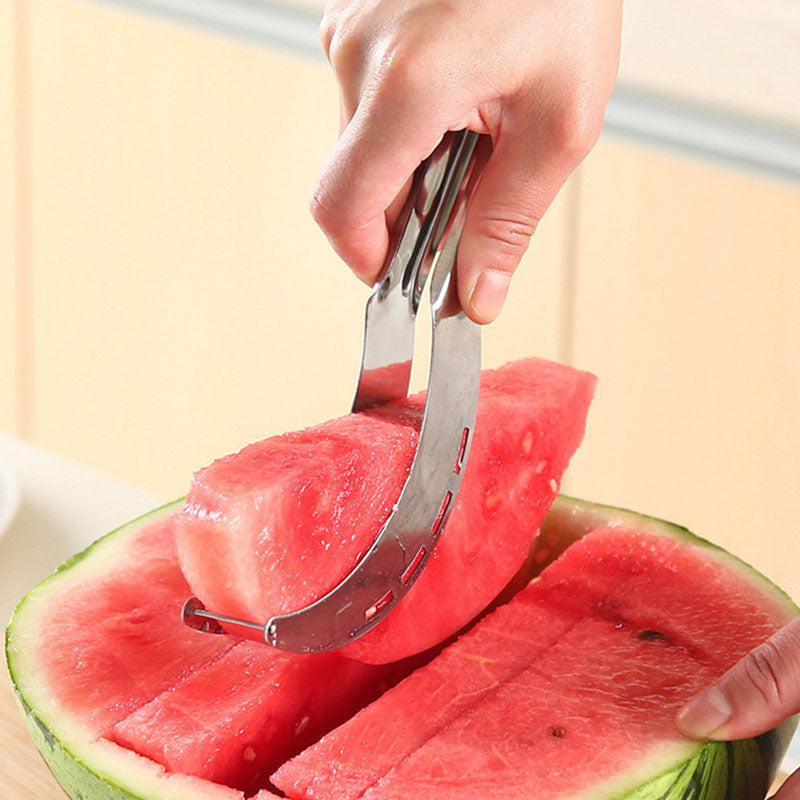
left=174, top=358, right=597, bottom=663
left=109, top=640, right=402, bottom=795
left=6, top=496, right=797, bottom=800
left=274, top=499, right=798, bottom=800
left=5, top=505, right=406, bottom=796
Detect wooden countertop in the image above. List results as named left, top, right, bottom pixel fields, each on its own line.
left=1, top=674, right=65, bottom=799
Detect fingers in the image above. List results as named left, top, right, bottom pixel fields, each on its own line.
left=314, top=0, right=620, bottom=308
left=676, top=616, right=800, bottom=741
left=457, top=98, right=600, bottom=324
left=310, top=75, right=456, bottom=283
left=314, top=10, right=464, bottom=284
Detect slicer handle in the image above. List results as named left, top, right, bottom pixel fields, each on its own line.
left=183, top=130, right=487, bottom=655
left=352, top=130, right=483, bottom=412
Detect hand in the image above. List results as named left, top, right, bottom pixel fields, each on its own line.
left=676, top=615, right=800, bottom=798
left=313, top=0, right=622, bottom=323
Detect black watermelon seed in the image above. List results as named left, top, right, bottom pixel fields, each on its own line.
left=636, top=629, right=667, bottom=642
left=551, top=726, right=565, bottom=738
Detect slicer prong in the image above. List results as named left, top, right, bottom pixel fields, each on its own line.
left=182, top=597, right=264, bottom=636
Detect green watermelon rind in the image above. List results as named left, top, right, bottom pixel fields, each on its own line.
left=5, top=496, right=798, bottom=800
left=606, top=730, right=797, bottom=800
left=5, top=499, right=239, bottom=800
left=11, top=689, right=142, bottom=800
left=9, top=682, right=242, bottom=800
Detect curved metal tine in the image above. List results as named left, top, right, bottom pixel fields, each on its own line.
left=429, top=132, right=487, bottom=321
left=414, top=130, right=480, bottom=315
left=352, top=131, right=472, bottom=413
left=181, top=132, right=485, bottom=651
left=262, top=132, right=484, bottom=654
left=182, top=597, right=261, bottom=636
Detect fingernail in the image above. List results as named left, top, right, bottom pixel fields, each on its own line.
left=468, top=270, right=511, bottom=323
left=676, top=686, right=733, bottom=738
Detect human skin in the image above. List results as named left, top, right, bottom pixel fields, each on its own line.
left=312, top=0, right=623, bottom=323
left=677, top=615, right=800, bottom=798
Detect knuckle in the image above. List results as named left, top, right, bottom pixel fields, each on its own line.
left=381, top=45, right=428, bottom=97
left=309, top=184, right=336, bottom=230
left=324, top=11, right=365, bottom=74
left=476, top=208, right=539, bottom=261
left=551, top=98, right=605, bottom=162
left=309, top=178, right=363, bottom=237
left=328, top=29, right=360, bottom=74
left=741, top=640, right=787, bottom=708
left=373, top=31, right=441, bottom=101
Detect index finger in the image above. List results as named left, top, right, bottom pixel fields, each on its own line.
left=310, top=93, right=452, bottom=283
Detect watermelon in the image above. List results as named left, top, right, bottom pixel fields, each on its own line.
left=109, top=640, right=404, bottom=795
left=5, top=504, right=411, bottom=796
left=6, top=496, right=797, bottom=800
left=174, top=358, right=597, bottom=663
left=273, top=500, right=798, bottom=800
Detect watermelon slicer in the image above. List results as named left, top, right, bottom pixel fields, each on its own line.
left=183, top=130, right=485, bottom=653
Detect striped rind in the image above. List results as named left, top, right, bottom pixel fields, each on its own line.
left=13, top=689, right=145, bottom=800
left=6, top=496, right=798, bottom=800
left=12, top=684, right=243, bottom=800
left=613, top=731, right=797, bottom=800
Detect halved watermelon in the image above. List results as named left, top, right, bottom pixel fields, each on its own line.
left=5, top=505, right=408, bottom=797
left=6, top=497, right=797, bottom=800
left=174, top=358, right=597, bottom=663
left=273, top=499, right=798, bottom=800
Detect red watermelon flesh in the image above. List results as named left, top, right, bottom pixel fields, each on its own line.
left=29, top=514, right=235, bottom=735
left=273, top=524, right=795, bottom=800
left=111, top=641, right=393, bottom=794
left=175, top=358, right=596, bottom=664
left=360, top=615, right=719, bottom=800
left=27, top=509, right=412, bottom=794
left=271, top=586, right=614, bottom=800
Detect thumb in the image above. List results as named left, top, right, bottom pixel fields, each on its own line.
left=457, top=105, right=597, bottom=324
left=676, top=615, right=800, bottom=741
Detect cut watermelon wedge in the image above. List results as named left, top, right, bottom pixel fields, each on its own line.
left=6, top=497, right=797, bottom=800
left=174, top=358, right=597, bottom=663
left=5, top=505, right=408, bottom=797
left=110, top=641, right=398, bottom=795
left=274, top=500, right=798, bottom=800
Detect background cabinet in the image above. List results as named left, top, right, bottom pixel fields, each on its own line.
left=568, top=138, right=800, bottom=599
left=1, top=1, right=16, bottom=432
left=4, top=0, right=800, bottom=599
left=11, top=0, right=573, bottom=493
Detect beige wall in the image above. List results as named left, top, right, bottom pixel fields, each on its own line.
left=566, top=138, right=800, bottom=601
left=18, top=0, right=571, bottom=496
left=1, top=0, right=17, bottom=432
left=5, top=0, right=800, bottom=597
left=26, top=0, right=348, bottom=492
